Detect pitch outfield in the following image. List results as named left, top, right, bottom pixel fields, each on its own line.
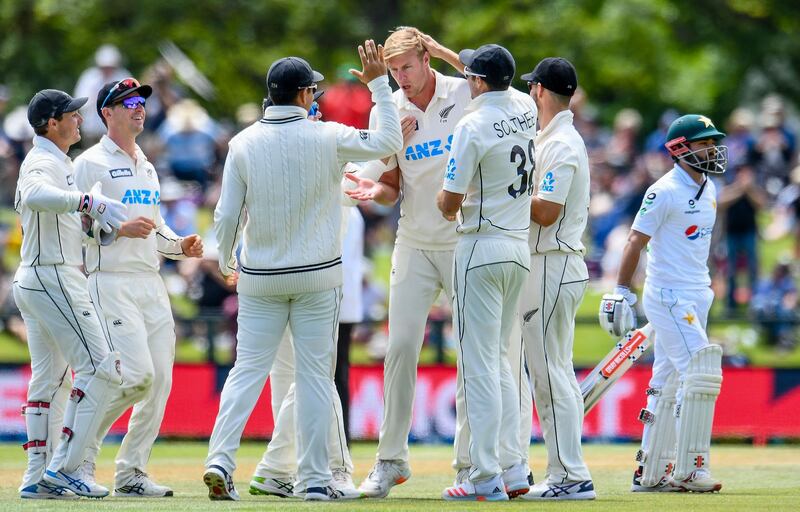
left=1, top=442, right=798, bottom=511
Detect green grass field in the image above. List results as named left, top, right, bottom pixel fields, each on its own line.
left=1, top=441, right=798, bottom=511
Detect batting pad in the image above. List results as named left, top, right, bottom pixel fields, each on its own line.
left=49, top=352, right=123, bottom=473
left=674, top=344, right=723, bottom=479
left=639, top=370, right=679, bottom=487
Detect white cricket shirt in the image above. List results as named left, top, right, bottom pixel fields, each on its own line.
left=443, top=88, right=537, bottom=242
left=74, top=135, right=185, bottom=273
left=368, top=71, right=472, bottom=250
left=631, top=165, right=718, bottom=289
left=530, top=110, right=590, bottom=255
left=14, top=136, right=85, bottom=267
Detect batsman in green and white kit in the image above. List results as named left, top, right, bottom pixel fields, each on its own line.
left=603, top=114, right=727, bottom=493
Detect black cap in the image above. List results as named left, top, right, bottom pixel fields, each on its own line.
left=27, top=89, right=88, bottom=128
left=521, top=57, right=578, bottom=97
left=96, top=78, right=153, bottom=119
left=458, top=44, right=515, bottom=87
left=266, top=57, right=324, bottom=94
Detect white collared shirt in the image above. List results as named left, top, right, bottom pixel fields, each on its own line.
left=15, top=136, right=85, bottom=267
left=443, top=88, right=537, bottom=242
left=74, top=135, right=185, bottom=273
left=631, top=165, right=718, bottom=289
left=367, top=70, right=472, bottom=250
left=530, top=110, right=590, bottom=255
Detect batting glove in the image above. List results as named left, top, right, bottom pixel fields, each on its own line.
left=599, top=286, right=637, bottom=337
left=78, top=182, right=127, bottom=233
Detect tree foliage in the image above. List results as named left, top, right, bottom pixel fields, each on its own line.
left=1, top=0, right=798, bottom=126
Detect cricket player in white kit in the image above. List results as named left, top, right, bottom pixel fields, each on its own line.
left=602, top=114, right=727, bottom=493
left=436, top=44, right=533, bottom=502
left=207, top=44, right=401, bottom=501
left=517, top=58, right=596, bottom=501
left=345, top=28, right=533, bottom=498
left=74, top=78, right=203, bottom=497
left=14, top=89, right=128, bottom=499
left=245, top=101, right=360, bottom=500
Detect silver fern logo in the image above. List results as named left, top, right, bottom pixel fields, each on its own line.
left=439, top=104, right=455, bottom=122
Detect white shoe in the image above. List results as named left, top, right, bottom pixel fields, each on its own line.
left=521, top=480, right=596, bottom=500
left=453, top=467, right=470, bottom=486
left=19, top=481, right=78, bottom=500
left=43, top=468, right=109, bottom=498
left=114, top=469, right=174, bottom=497
left=302, top=485, right=344, bottom=501
left=330, top=468, right=365, bottom=499
left=249, top=474, right=294, bottom=498
left=203, top=465, right=240, bottom=501
left=357, top=460, right=411, bottom=498
left=669, top=469, right=722, bottom=493
left=79, top=460, right=96, bottom=484
left=501, top=462, right=531, bottom=499
left=442, top=474, right=508, bottom=501
left=631, top=466, right=682, bottom=492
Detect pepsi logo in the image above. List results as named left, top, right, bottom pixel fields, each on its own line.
left=685, top=225, right=700, bottom=240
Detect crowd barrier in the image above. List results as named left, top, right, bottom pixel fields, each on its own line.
left=1, top=364, right=798, bottom=443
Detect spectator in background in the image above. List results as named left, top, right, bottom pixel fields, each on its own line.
left=605, top=108, right=642, bottom=174
left=754, top=95, right=796, bottom=196
left=74, top=44, right=132, bottom=143
left=318, top=64, right=373, bottom=128
left=724, top=108, right=757, bottom=172
left=751, top=260, right=798, bottom=349
left=159, top=178, right=197, bottom=237
left=141, top=59, right=184, bottom=132
left=158, top=99, right=222, bottom=191
left=718, top=163, right=767, bottom=314
left=644, top=109, right=679, bottom=155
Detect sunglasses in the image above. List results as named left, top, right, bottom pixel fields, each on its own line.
left=120, top=96, right=146, bottom=109
left=464, top=66, right=486, bottom=78
left=527, top=81, right=537, bottom=91
left=100, top=78, right=140, bottom=109
left=299, top=84, right=318, bottom=92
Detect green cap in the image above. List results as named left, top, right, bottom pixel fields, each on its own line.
left=666, top=114, right=726, bottom=146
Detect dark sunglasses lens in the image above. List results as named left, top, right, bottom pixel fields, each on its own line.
left=122, top=96, right=145, bottom=109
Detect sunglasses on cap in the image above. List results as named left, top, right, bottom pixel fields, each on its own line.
left=300, top=84, right=318, bottom=92
left=100, top=78, right=140, bottom=109
left=464, top=67, right=486, bottom=78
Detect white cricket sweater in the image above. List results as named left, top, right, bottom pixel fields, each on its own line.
left=214, top=75, right=401, bottom=296
left=14, top=136, right=88, bottom=267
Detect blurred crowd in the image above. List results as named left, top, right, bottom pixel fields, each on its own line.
left=0, top=44, right=798, bottom=361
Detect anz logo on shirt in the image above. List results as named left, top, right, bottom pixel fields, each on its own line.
left=684, top=225, right=713, bottom=241
left=404, top=135, right=453, bottom=161
left=539, top=172, right=555, bottom=193
left=122, top=189, right=160, bottom=205
left=445, top=158, right=457, bottom=181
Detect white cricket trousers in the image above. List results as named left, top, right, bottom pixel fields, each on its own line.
left=85, top=271, right=175, bottom=480
left=521, top=253, right=592, bottom=484
left=253, top=329, right=353, bottom=478
left=453, top=238, right=529, bottom=483
left=377, top=244, right=470, bottom=465
left=205, top=288, right=340, bottom=491
left=642, top=285, right=714, bottom=401
left=13, top=264, right=114, bottom=476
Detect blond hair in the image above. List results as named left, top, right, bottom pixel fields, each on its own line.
left=383, top=26, right=425, bottom=61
